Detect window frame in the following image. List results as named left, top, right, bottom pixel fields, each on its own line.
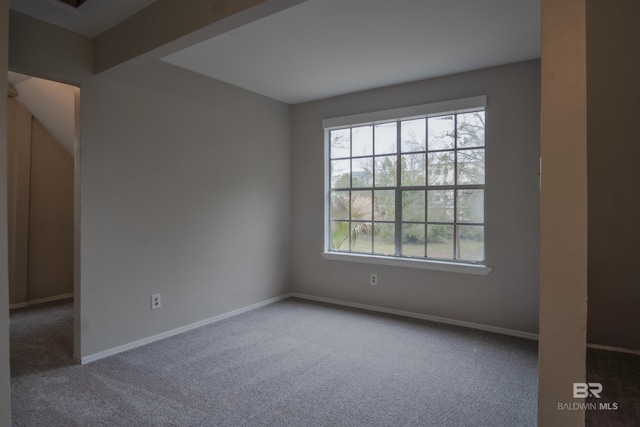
left=322, top=96, right=492, bottom=276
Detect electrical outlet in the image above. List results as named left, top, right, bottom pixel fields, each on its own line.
left=370, top=274, right=377, bottom=285
left=151, top=294, right=161, bottom=310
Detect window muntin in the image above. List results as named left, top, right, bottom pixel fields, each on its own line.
left=327, top=107, right=485, bottom=264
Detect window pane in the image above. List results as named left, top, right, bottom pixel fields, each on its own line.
left=373, top=223, right=395, bottom=255
left=426, top=225, right=454, bottom=259
left=457, top=111, right=485, bottom=148
left=374, top=190, right=395, bottom=221
left=327, top=106, right=485, bottom=264
left=457, top=189, right=484, bottom=223
left=352, top=157, right=373, bottom=187
left=457, top=225, right=484, bottom=261
left=330, top=128, right=350, bottom=158
left=375, top=122, right=397, bottom=155
left=351, top=222, right=373, bottom=253
left=401, top=153, right=426, bottom=186
left=428, top=115, right=455, bottom=150
left=330, top=191, right=350, bottom=220
left=457, top=149, right=485, bottom=185
left=427, top=190, right=454, bottom=222
left=330, top=221, right=350, bottom=251
left=352, top=125, right=373, bottom=157
left=374, top=155, right=397, bottom=187
left=402, top=224, right=425, bottom=257
left=351, top=191, right=372, bottom=221
left=402, top=190, right=425, bottom=222
left=427, top=151, right=455, bottom=186
left=330, top=159, right=350, bottom=188
left=401, top=118, right=426, bottom=152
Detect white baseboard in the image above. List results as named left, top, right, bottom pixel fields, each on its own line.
left=9, top=293, right=74, bottom=309
left=587, top=343, right=640, bottom=356
left=290, top=293, right=540, bottom=341
left=80, top=294, right=292, bottom=364
left=77, top=291, right=640, bottom=366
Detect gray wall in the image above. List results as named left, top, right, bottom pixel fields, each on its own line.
left=7, top=98, right=31, bottom=305
left=7, top=99, right=74, bottom=305
left=78, top=63, right=291, bottom=356
left=586, top=0, right=640, bottom=351
left=1, top=0, right=11, bottom=423
left=291, top=61, right=541, bottom=334
left=28, top=117, right=74, bottom=301
left=10, top=12, right=292, bottom=358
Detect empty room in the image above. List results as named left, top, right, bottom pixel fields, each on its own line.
left=1, top=0, right=639, bottom=426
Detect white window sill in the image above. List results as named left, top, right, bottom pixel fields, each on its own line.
left=321, top=252, right=492, bottom=276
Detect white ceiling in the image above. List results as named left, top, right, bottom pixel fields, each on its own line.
left=9, top=0, right=540, bottom=105
left=9, top=0, right=157, bottom=37
left=163, top=0, right=541, bottom=104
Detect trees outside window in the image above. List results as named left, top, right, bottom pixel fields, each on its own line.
left=327, top=108, right=485, bottom=263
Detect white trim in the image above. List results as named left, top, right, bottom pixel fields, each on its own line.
left=323, top=96, right=489, bottom=270
left=9, top=293, right=74, bottom=309
left=73, top=292, right=640, bottom=366
left=79, top=294, right=291, bottom=364
left=587, top=343, right=640, bottom=356
left=322, top=95, right=487, bottom=129
left=324, top=129, right=331, bottom=252
left=321, top=252, right=492, bottom=275
left=291, top=293, right=538, bottom=341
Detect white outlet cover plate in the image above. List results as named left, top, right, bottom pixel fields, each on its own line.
left=151, top=294, right=161, bottom=310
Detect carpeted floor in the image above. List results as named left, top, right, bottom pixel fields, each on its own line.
left=586, top=348, right=640, bottom=427
left=10, top=297, right=540, bottom=426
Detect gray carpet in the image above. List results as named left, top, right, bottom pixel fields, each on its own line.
left=586, top=348, right=640, bottom=427
left=11, top=297, right=539, bottom=426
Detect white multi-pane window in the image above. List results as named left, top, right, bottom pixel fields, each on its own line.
left=324, top=97, right=486, bottom=265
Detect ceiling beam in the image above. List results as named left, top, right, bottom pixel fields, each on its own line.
left=93, top=0, right=308, bottom=74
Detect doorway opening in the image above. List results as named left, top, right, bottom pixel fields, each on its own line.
left=6, top=71, right=80, bottom=362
